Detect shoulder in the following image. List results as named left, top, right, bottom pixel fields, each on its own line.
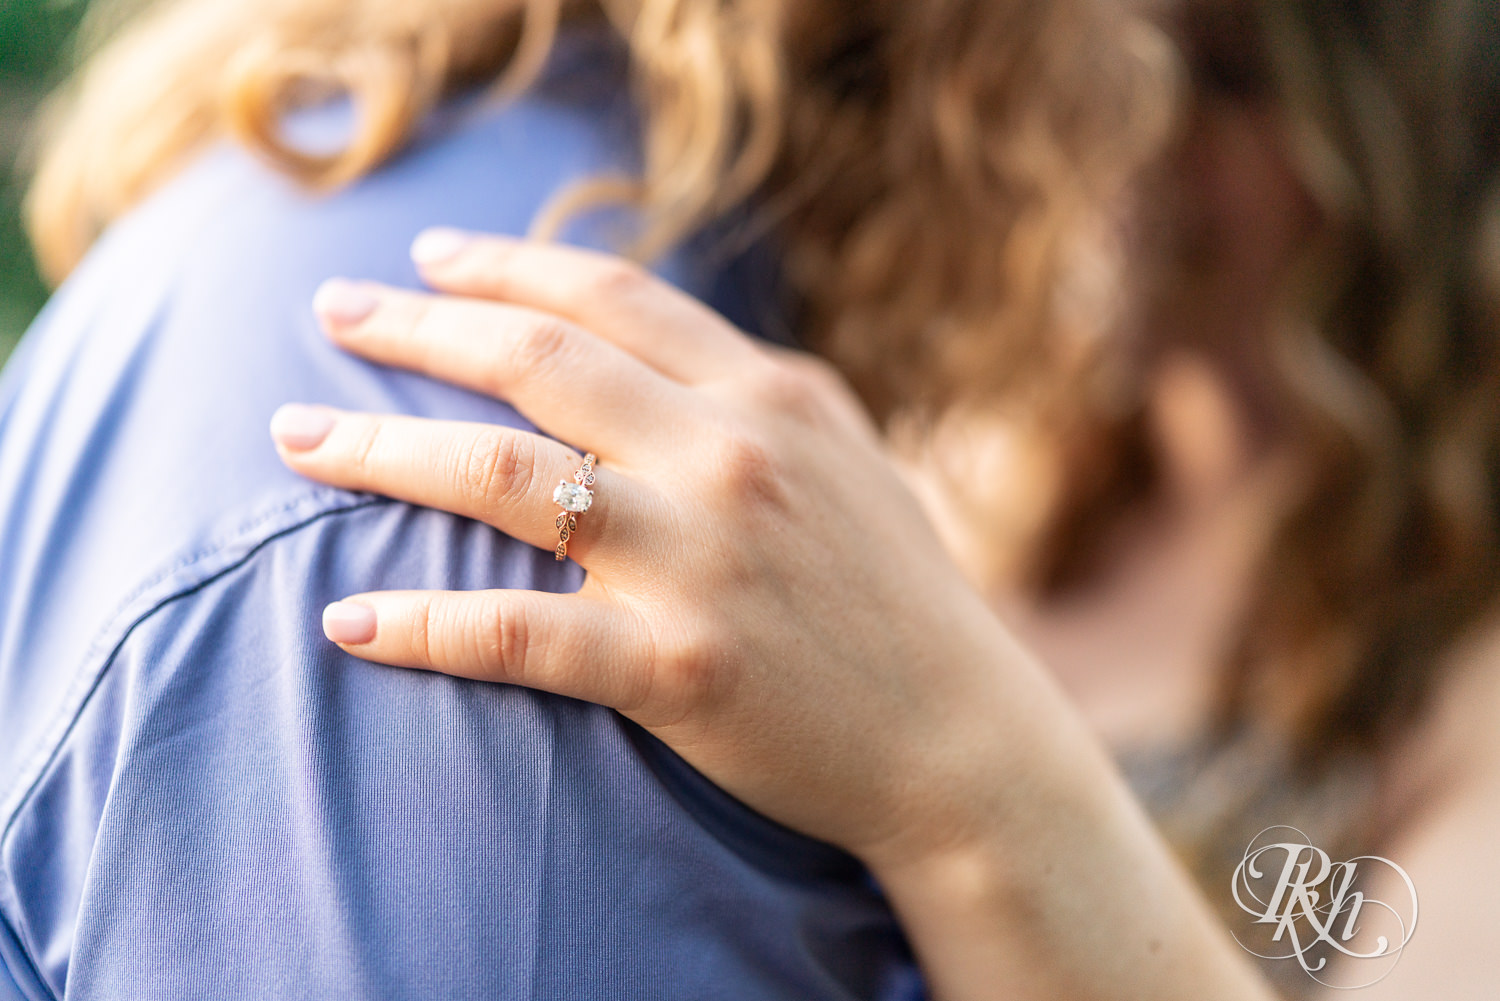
left=0, top=68, right=636, bottom=788
left=0, top=496, right=906, bottom=1000
left=0, top=32, right=639, bottom=920
left=0, top=496, right=563, bottom=996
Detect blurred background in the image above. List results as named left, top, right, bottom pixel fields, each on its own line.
left=0, top=0, right=92, bottom=369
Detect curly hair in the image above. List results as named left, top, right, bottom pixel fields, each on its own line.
left=1018, top=2, right=1500, bottom=914
left=1153, top=0, right=1500, bottom=775
left=26, top=0, right=1170, bottom=417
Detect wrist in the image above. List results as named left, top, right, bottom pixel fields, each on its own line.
left=857, top=661, right=1276, bottom=1001
left=855, top=615, right=1100, bottom=881
left=862, top=728, right=1123, bottom=1000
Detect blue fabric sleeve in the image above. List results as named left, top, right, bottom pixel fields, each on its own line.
left=4, top=497, right=915, bottom=1000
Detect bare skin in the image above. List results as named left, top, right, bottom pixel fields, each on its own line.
left=267, top=218, right=1499, bottom=997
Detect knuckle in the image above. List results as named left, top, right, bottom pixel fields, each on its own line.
left=411, top=594, right=438, bottom=665
left=645, top=620, right=726, bottom=723
left=712, top=429, right=789, bottom=507
left=418, top=594, right=518, bottom=681
left=507, top=315, right=577, bottom=378
left=347, top=419, right=385, bottom=478
left=581, top=258, right=651, bottom=302
left=489, top=602, right=529, bottom=682
left=459, top=429, right=534, bottom=513
left=405, top=296, right=443, bottom=346
left=786, top=353, right=851, bottom=400
left=739, top=360, right=831, bottom=426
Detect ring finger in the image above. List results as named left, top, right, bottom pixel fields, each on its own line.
left=270, top=404, right=654, bottom=569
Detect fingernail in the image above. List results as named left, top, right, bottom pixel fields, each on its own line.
left=313, top=278, right=378, bottom=325
left=270, top=403, right=336, bottom=451
left=324, top=601, right=377, bottom=645
left=410, top=227, right=469, bottom=266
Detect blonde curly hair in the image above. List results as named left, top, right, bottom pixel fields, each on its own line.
left=26, top=0, right=1172, bottom=417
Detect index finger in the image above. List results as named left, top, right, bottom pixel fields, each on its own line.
left=407, top=230, right=768, bottom=384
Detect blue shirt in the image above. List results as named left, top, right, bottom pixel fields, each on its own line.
left=0, top=36, right=919, bottom=1001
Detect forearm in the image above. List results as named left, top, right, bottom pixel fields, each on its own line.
left=866, top=669, right=1278, bottom=1001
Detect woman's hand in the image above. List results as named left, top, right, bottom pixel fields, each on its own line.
left=271, top=229, right=1048, bottom=871
left=272, top=230, right=1276, bottom=1000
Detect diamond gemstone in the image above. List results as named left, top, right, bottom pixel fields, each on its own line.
left=554, top=481, right=593, bottom=513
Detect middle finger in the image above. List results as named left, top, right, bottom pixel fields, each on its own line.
left=313, top=280, right=699, bottom=461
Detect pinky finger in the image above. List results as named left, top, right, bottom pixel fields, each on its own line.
left=322, top=589, right=656, bottom=712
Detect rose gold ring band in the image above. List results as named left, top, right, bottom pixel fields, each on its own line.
left=553, top=452, right=596, bottom=561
